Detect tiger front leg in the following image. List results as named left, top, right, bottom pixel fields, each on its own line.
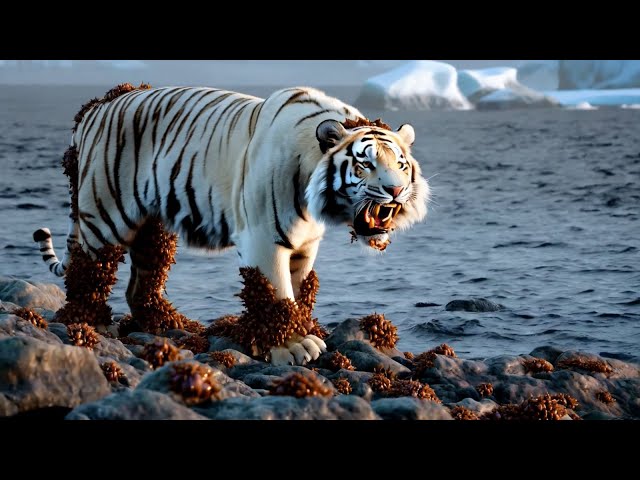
left=237, top=238, right=326, bottom=365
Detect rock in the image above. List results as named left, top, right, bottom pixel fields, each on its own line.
left=208, top=336, right=248, bottom=354
left=93, top=336, right=134, bottom=361
left=492, top=376, right=550, bottom=405
left=326, top=370, right=375, bottom=400
left=66, top=389, right=208, bottom=420
left=336, top=340, right=410, bottom=375
left=0, top=315, right=62, bottom=345
left=125, top=356, right=153, bottom=374
left=324, top=318, right=367, bottom=350
left=47, top=322, right=69, bottom=342
left=529, top=346, right=564, bottom=365
left=0, top=336, right=110, bottom=416
left=195, top=395, right=379, bottom=420
left=136, top=360, right=259, bottom=403
left=485, top=355, right=526, bottom=376
left=127, top=332, right=173, bottom=346
left=449, top=398, right=499, bottom=416
left=547, top=369, right=621, bottom=417
left=445, top=298, right=504, bottom=312
left=0, top=276, right=65, bottom=311
left=371, top=398, right=453, bottom=420
left=415, top=302, right=440, bottom=308
left=355, top=60, right=472, bottom=111
left=240, top=373, right=281, bottom=390
left=126, top=345, right=146, bottom=357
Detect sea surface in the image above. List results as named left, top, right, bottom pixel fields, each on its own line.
left=1, top=85, right=638, bottom=360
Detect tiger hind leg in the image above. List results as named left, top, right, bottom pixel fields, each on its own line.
left=54, top=243, right=125, bottom=328
left=122, top=217, right=192, bottom=335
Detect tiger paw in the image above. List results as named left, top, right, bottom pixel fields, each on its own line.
left=268, top=334, right=327, bottom=365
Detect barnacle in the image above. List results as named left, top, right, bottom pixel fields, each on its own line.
left=176, top=335, right=210, bottom=354
left=342, top=117, right=392, bottom=131
left=404, top=351, right=415, bottom=360
left=270, top=372, right=332, bottom=398
left=100, top=361, right=125, bottom=383
left=12, top=306, right=48, bottom=329
left=181, top=319, right=206, bottom=335
left=596, top=390, right=616, bottom=404
left=169, top=362, right=222, bottom=406
left=450, top=406, right=479, bottom=420
left=412, top=351, right=437, bottom=378
left=476, top=383, right=494, bottom=398
left=359, top=313, right=399, bottom=349
left=141, top=338, right=182, bottom=369
left=66, top=322, right=100, bottom=349
left=328, top=351, right=355, bottom=372
left=519, top=394, right=568, bottom=420
left=368, top=372, right=393, bottom=393
left=388, top=379, right=440, bottom=402
left=551, top=393, right=579, bottom=410
left=332, top=377, right=352, bottom=395
left=557, top=357, right=613, bottom=374
left=522, top=357, right=554, bottom=373
left=205, top=315, right=240, bottom=338
left=208, top=351, right=236, bottom=368
left=431, top=343, right=457, bottom=358
left=480, top=404, right=522, bottom=421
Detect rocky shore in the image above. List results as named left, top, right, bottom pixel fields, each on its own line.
left=1, top=276, right=638, bottom=420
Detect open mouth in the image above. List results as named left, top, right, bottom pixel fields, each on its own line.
left=353, top=202, right=402, bottom=236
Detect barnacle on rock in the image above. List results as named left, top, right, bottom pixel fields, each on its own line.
left=208, top=351, right=236, bottom=368
left=480, top=404, right=522, bottom=421
left=359, top=313, right=399, bottom=349
left=270, top=372, right=332, bottom=398
left=181, top=319, right=206, bottom=335
left=328, top=351, right=355, bottom=371
left=100, top=361, right=125, bottom=384
left=551, top=393, right=579, bottom=410
left=176, top=335, right=210, bottom=354
left=412, top=351, right=437, bottom=378
left=596, top=390, right=616, bottom=404
left=388, top=379, right=441, bottom=402
left=141, top=338, right=182, bottom=369
left=205, top=315, right=240, bottom=338
left=12, top=306, right=48, bottom=329
left=476, top=383, right=494, bottom=398
left=404, top=351, right=415, bottom=360
left=66, top=322, right=100, bottom=349
left=519, top=394, right=568, bottom=420
left=368, top=372, right=393, bottom=393
left=557, top=357, right=613, bottom=374
left=431, top=343, right=457, bottom=358
left=169, top=362, right=222, bottom=406
left=450, top=406, right=479, bottom=420
left=332, top=377, right=352, bottom=395
left=522, top=357, right=554, bottom=373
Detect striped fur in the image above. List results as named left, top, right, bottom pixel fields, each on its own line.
left=34, top=85, right=430, bottom=303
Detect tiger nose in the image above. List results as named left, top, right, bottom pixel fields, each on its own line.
left=383, top=185, right=404, bottom=199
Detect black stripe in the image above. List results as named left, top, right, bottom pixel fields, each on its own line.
left=270, top=90, right=306, bottom=125
left=82, top=218, right=111, bottom=249
left=322, top=153, right=342, bottom=216
left=240, top=150, right=250, bottom=223
left=33, top=229, right=51, bottom=242
left=339, top=160, right=349, bottom=195
left=165, top=151, right=185, bottom=224
left=272, top=176, right=293, bottom=250
left=182, top=152, right=206, bottom=246
left=39, top=247, right=50, bottom=252
left=293, top=164, right=306, bottom=221
left=164, top=89, right=212, bottom=156
left=42, top=254, right=56, bottom=261
left=295, top=109, right=334, bottom=127
left=226, top=100, right=251, bottom=151
left=209, top=97, right=243, bottom=157
left=112, top=95, right=137, bottom=230
left=219, top=211, right=231, bottom=248
left=93, top=176, right=131, bottom=246
left=248, top=102, right=264, bottom=137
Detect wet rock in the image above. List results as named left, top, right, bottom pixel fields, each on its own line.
left=241, top=373, right=281, bottom=390
left=0, top=315, right=62, bottom=345
left=371, top=398, right=453, bottom=420
left=66, top=389, right=208, bottom=420
left=195, top=395, right=379, bottom=420
left=125, top=356, right=153, bottom=374
left=0, top=336, right=110, bottom=416
left=485, top=355, right=526, bottom=376
left=445, top=298, right=504, bottom=312
left=324, top=318, right=367, bottom=350
left=548, top=369, right=622, bottom=417
left=208, top=336, right=248, bottom=354
left=326, top=370, right=375, bottom=400
left=0, top=276, right=66, bottom=312
left=493, top=376, right=550, bottom=404
left=529, top=345, right=564, bottom=365
left=136, top=359, right=259, bottom=402
left=336, top=340, right=410, bottom=375
left=449, top=398, right=499, bottom=416
left=127, top=332, right=173, bottom=346
left=47, top=322, right=69, bottom=343
left=93, top=336, right=134, bottom=361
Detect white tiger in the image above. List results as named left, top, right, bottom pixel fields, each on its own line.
left=34, top=84, right=430, bottom=365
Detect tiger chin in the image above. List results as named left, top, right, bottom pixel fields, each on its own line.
left=32, top=83, right=430, bottom=367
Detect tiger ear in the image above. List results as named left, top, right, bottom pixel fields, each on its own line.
left=316, top=119, right=347, bottom=153
left=397, top=124, right=415, bottom=146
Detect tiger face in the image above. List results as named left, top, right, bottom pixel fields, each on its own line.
left=307, top=118, right=430, bottom=251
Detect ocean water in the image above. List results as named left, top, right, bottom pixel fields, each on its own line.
left=1, top=85, right=638, bottom=360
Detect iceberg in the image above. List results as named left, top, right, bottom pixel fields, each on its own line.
left=559, top=60, right=640, bottom=89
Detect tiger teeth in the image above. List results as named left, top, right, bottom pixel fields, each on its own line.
left=373, top=204, right=381, bottom=218
left=364, top=209, right=370, bottom=223
left=393, top=204, right=402, bottom=217
left=368, top=217, right=375, bottom=229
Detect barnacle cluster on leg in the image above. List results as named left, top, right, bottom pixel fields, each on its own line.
left=169, top=362, right=222, bottom=406
left=359, top=313, right=398, bottom=349
left=296, top=270, right=328, bottom=339
left=332, top=377, right=352, bottom=395
left=205, top=315, right=240, bottom=337
left=128, top=218, right=188, bottom=334
left=176, top=335, right=210, bottom=354
left=522, top=357, right=554, bottom=373
left=328, top=351, right=355, bottom=372
left=557, top=357, right=613, bottom=374
left=208, top=351, right=236, bottom=368
left=450, top=406, right=479, bottom=420
left=476, top=383, right=494, bottom=398
left=55, top=244, right=124, bottom=327
left=270, top=372, right=332, bottom=398
left=596, top=390, right=616, bottom=404
left=67, top=322, right=100, bottom=349
left=141, top=338, right=182, bottom=369
left=12, top=306, right=48, bottom=329
left=100, top=361, right=125, bottom=384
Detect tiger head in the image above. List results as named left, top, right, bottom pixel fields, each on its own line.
left=306, top=117, right=430, bottom=251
